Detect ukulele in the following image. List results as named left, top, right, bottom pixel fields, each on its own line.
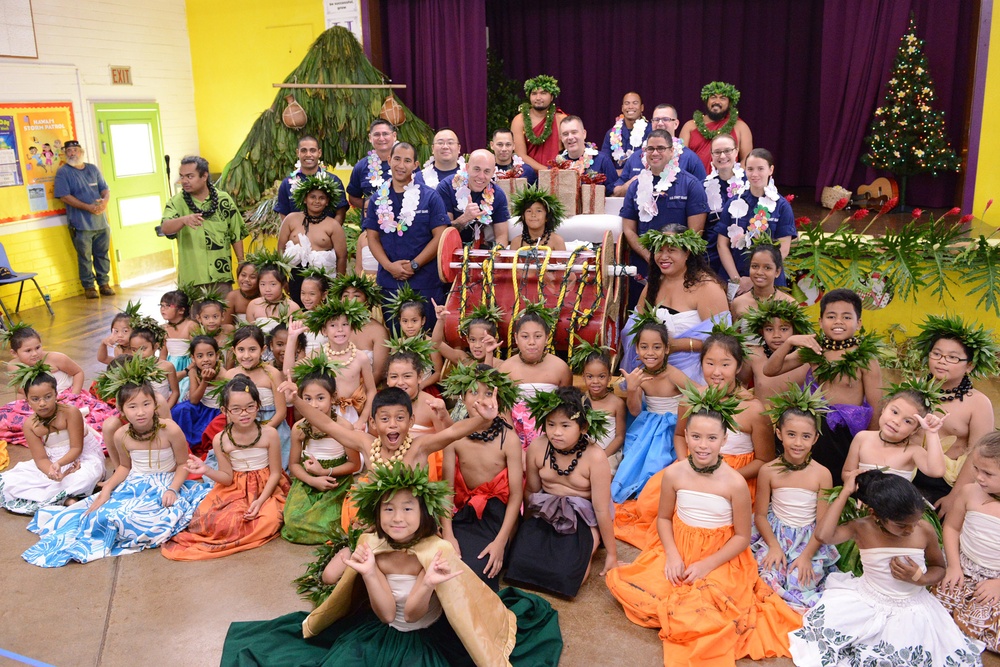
left=853, top=177, right=899, bottom=210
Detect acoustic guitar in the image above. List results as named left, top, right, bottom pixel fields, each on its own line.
left=853, top=177, right=899, bottom=210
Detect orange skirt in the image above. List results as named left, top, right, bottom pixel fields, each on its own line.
left=606, top=517, right=801, bottom=667
left=162, top=468, right=290, bottom=561
left=614, top=452, right=756, bottom=550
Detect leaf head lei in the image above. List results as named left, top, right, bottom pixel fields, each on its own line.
left=351, top=461, right=453, bottom=531
left=291, top=173, right=343, bottom=213
left=525, top=389, right=610, bottom=442
left=459, top=303, right=503, bottom=336
left=121, top=300, right=167, bottom=346
left=385, top=334, right=436, bottom=374
left=0, top=321, right=33, bottom=348
left=885, top=376, right=947, bottom=414
left=523, top=74, right=560, bottom=97
left=763, top=384, right=830, bottom=431
left=94, top=354, right=166, bottom=402
left=329, top=272, right=382, bottom=305
left=797, top=333, right=886, bottom=384
left=679, top=383, right=745, bottom=434
left=517, top=301, right=558, bottom=333
left=291, top=349, right=344, bottom=386
left=246, top=247, right=293, bottom=280
left=510, top=185, right=567, bottom=231
left=304, top=297, right=371, bottom=334
left=8, top=358, right=54, bottom=392
left=742, top=300, right=814, bottom=338
left=639, top=228, right=708, bottom=256
left=568, top=341, right=613, bottom=375
left=911, top=314, right=1000, bottom=379
left=709, top=320, right=754, bottom=361
left=384, top=283, right=427, bottom=323
left=627, top=301, right=666, bottom=337
left=441, top=363, right=522, bottom=412
left=299, top=265, right=334, bottom=289
left=700, top=81, right=741, bottom=105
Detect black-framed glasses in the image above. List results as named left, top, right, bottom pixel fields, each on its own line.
left=644, top=146, right=671, bottom=154
left=651, top=117, right=677, bottom=123
left=928, top=350, right=969, bottom=364
left=711, top=148, right=737, bottom=156
left=227, top=405, right=259, bottom=415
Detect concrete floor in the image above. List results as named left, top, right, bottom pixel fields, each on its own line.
left=2, top=273, right=999, bottom=667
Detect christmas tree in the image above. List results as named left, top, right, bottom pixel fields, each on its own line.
left=219, top=27, right=434, bottom=209
left=861, top=15, right=960, bottom=207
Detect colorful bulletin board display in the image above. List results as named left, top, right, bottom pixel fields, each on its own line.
left=0, top=102, right=77, bottom=223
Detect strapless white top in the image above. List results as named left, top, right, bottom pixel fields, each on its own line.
left=858, top=461, right=917, bottom=481
left=597, top=418, right=617, bottom=450
left=304, top=436, right=346, bottom=460
left=228, top=447, right=270, bottom=472
left=361, top=245, right=379, bottom=272
left=258, top=386, right=276, bottom=409
left=304, top=331, right=327, bottom=355
left=254, top=317, right=280, bottom=335
left=654, top=308, right=702, bottom=338
left=51, top=369, right=73, bottom=394
left=644, top=394, right=680, bottom=415
left=721, top=429, right=753, bottom=455
left=961, top=511, right=1000, bottom=570
left=859, top=547, right=926, bottom=598
left=519, top=382, right=558, bottom=400
left=151, top=379, right=170, bottom=399
left=41, top=427, right=104, bottom=461
left=130, top=448, right=176, bottom=474
left=386, top=574, right=442, bottom=632
left=165, top=338, right=189, bottom=356
left=200, top=387, right=220, bottom=410
left=675, top=489, right=733, bottom=528
left=771, top=487, right=817, bottom=528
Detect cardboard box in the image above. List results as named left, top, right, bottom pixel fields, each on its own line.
left=580, top=183, right=605, bottom=215
left=538, top=168, right=580, bottom=217
left=495, top=177, right=528, bottom=199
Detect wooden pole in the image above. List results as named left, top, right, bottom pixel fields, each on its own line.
left=273, top=83, right=406, bottom=89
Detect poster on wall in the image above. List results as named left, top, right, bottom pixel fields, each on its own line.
left=0, top=102, right=76, bottom=223
left=324, top=0, right=364, bottom=46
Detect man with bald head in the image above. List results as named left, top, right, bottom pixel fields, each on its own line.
left=555, top=116, right=618, bottom=196
left=414, top=128, right=464, bottom=187
left=436, top=149, right=510, bottom=247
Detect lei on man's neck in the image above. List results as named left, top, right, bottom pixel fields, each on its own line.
left=521, top=104, right=556, bottom=146
left=693, top=109, right=739, bottom=141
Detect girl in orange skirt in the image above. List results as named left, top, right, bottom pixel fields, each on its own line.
left=162, top=375, right=289, bottom=560
left=614, top=328, right=775, bottom=549
left=606, top=384, right=801, bottom=667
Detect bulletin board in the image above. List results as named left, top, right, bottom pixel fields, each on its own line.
left=0, top=102, right=77, bottom=223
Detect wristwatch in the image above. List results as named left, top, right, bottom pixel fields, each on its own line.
left=410, top=260, right=420, bottom=271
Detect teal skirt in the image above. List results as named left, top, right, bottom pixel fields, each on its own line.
left=221, top=587, right=562, bottom=667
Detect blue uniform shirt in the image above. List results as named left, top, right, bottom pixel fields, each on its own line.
left=362, top=184, right=449, bottom=291
left=274, top=171, right=348, bottom=217
left=615, top=146, right=706, bottom=188
left=495, top=160, right=538, bottom=186
left=437, top=179, right=511, bottom=244
left=557, top=150, right=618, bottom=196
left=347, top=154, right=390, bottom=199
left=53, top=163, right=109, bottom=231
left=600, top=120, right=651, bottom=168
left=712, top=192, right=796, bottom=286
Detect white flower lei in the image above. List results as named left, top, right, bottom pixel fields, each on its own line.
left=635, top=155, right=681, bottom=223
left=610, top=116, right=648, bottom=163
left=452, top=170, right=495, bottom=241
left=376, top=180, right=421, bottom=236
left=419, top=155, right=466, bottom=188
left=704, top=163, right=746, bottom=213
left=725, top=177, right=779, bottom=249
left=366, top=150, right=385, bottom=190
left=493, top=154, right=525, bottom=181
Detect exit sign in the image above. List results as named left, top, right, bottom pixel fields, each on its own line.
left=110, top=66, right=132, bottom=85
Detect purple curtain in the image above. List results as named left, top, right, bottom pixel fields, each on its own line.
left=380, top=0, right=487, bottom=152
left=818, top=0, right=974, bottom=207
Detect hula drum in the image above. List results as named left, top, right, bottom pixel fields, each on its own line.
left=437, top=228, right=624, bottom=353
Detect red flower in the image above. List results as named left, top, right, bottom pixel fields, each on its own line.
left=851, top=208, right=870, bottom=220
left=911, top=208, right=923, bottom=218
left=960, top=214, right=975, bottom=224
left=986, top=199, right=994, bottom=215
left=795, top=216, right=811, bottom=228
left=785, top=194, right=796, bottom=202
left=832, top=197, right=849, bottom=212
left=946, top=207, right=961, bottom=217
left=879, top=197, right=899, bottom=215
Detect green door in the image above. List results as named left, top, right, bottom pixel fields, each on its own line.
left=94, top=103, right=173, bottom=284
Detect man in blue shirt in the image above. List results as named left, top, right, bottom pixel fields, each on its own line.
left=600, top=91, right=649, bottom=173
left=437, top=149, right=510, bottom=247
left=620, top=130, right=709, bottom=308
left=362, top=142, right=450, bottom=332
left=490, top=128, right=537, bottom=186
left=53, top=140, right=113, bottom=299
left=613, top=104, right=706, bottom=196
left=346, top=119, right=395, bottom=210
left=554, top=116, right=618, bottom=196
left=274, top=135, right=347, bottom=222
left=413, top=128, right=463, bottom=187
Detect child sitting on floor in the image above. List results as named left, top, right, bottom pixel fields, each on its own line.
left=96, top=355, right=173, bottom=471
left=192, top=289, right=234, bottom=352
left=128, top=328, right=179, bottom=409
left=96, top=309, right=132, bottom=365
left=224, top=260, right=259, bottom=325
left=571, top=342, right=626, bottom=475
left=170, top=335, right=222, bottom=451
left=741, top=299, right=812, bottom=404
left=160, top=289, right=198, bottom=375
left=386, top=285, right=443, bottom=389
left=329, top=272, right=389, bottom=385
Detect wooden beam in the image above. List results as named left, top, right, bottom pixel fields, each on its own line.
left=272, top=83, right=405, bottom=89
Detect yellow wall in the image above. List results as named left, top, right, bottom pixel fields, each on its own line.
left=185, top=0, right=326, bottom=172
left=974, top=8, right=1000, bottom=216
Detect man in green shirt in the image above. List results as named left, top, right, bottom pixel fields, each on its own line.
left=160, top=155, right=247, bottom=292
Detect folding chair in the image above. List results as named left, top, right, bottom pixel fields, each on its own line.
left=0, top=241, right=54, bottom=326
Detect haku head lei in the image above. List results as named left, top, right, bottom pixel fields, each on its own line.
left=385, top=283, right=427, bottom=322
left=8, top=359, right=53, bottom=391
left=763, top=384, right=831, bottom=431
left=350, top=461, right=453, bottom=530
left=679, top=383, right=745, bottom=434
left=700, top=81, right=741, bottom=105
left=441, top=363, right=522, bottom=412
left=912, top=314, right=1000, bottom=379
left=886, top=376, right=947, bottom=413
left=797, top=333, right=885, bottom=384
left=459, top=303, right=503, bottom=335
left=291, top=173, right=343, bottom=212
left=523, top=74, right=560, bottom=97
left=510, top=185, right=567, bottom=230
left=627, top=301, right=665, bottom=337
left=525, top=390, right=611, bottom=442
left=748, top=231, right=776, bottom=250
left=176, top=282, right=202, bottom=309
left=304, top=297, right=370, bottom=334
left=568, top=341, right=613, bottom=374
left=196, top=285, right=228, bottom=311
left=385, top=334, right=436, bottom=373
left=639, top=228, right=708, bottom=256
left=742, top=300, right=814, bottom=337
left=246, top=247, right=293, bottom=280
left=329, top=272, right=382, bottom=305
left=94, top=354, right=166, bottom=402
left=291, top=349, right=344, bottom=386
left=517, top=301, right=558, bottom=333
left=299, top=265, right=333, bottom=285
left=710, top=321, right=753, bottom=360
left=0, top=321, right=32, bottom=347
left=122, top=300, right=167, bottom=346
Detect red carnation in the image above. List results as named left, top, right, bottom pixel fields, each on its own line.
left=911, top=208, right=923, bottom=218
left=879, top=197, right=898, bottom=215
left=795, top=216, right=811, bottom=228
left=832, top=197, right=849, bottom=212
left=785, top=194, right=796, bottom=203
left=946, top=207, right=961, bottom=217
left=851, top=208, right=870, bottom=220
left=960, top=214, right=975, bottom=224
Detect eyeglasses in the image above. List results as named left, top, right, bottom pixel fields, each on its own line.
left=433, top=140, right=458, bottom=146
left=227, top=405, right=259, bottom=415
left=929, top=350, right=969, bottom=364
left=651, top=117, right=677, bottom=123
left=644, top=146, right=671, bottom=154
left=711, top=148, right=737, bottom=156
left=370, top=132, right=394, bottom=138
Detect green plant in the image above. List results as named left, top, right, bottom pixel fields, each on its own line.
left=486, top=49, right=523, bottom=144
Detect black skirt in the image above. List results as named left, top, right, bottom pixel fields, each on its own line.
left=453, top=497, right=509, bottom=591
left=504, top=514, right=594, bottom=599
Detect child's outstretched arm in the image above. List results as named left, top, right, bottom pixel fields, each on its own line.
left=761, top=335, right=818, bottom=377
left=187, top=434, right=235, bottom=487
left=911, top=412, right=947, bottom=478
left=279, top=380, right=373, bottom=453
left=815, top=469, right=860, bottom=545
left=282, top=320, right=311, bottom=381
left=416, top=392, right=498, bottom=455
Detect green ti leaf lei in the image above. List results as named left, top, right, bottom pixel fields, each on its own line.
left=350, top=461, right=453, bottom=531
left=440, top=363, right=521, bottom=413
left=678, top=383, right=745, bottom=434
left=797, top=334, right=885, bottom=385
left=692, top=108, right=739, bottom=142
left=885, top=376, right=947, bottom=413
left=521, top=103, right=556, bottom=146
left=293, top=525, right=362, bottom=607
left=763, top=384, right=830, bottom=432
